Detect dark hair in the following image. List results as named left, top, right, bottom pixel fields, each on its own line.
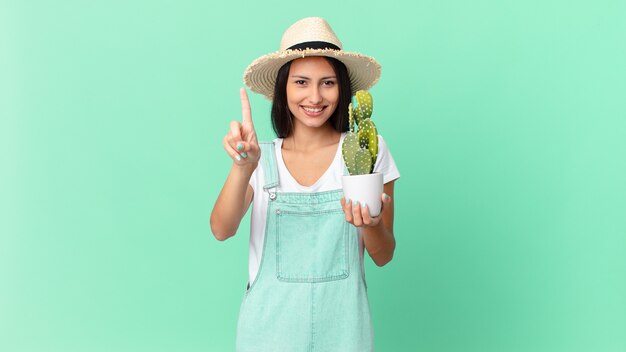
left=271, top=57, right=352, bottom=138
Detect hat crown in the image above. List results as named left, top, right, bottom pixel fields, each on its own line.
left=279, top=17, right=343, bottom=51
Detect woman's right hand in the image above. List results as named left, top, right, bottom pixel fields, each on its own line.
left=223, top=88, right=261, bottom=167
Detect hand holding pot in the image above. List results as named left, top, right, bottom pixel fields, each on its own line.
left=340, top=192, right=392, bottom=228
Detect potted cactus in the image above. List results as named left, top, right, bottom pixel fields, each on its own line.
left=342, top=90, right=383, bottom=217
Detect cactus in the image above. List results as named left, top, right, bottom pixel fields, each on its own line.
left=354, top=148, right=372, bottom=175
left=342, top=131, right=360, bottom=175
left=355, top=90, right=373, bottom=120
left=348, top=102, right=356, bottom=133
left=358, top=118, right=378, bottom=163
left=342, top=90, right=379, bottom=175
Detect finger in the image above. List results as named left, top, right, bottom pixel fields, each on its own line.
left=381, top=193, right=391, bottom=203
left=229, top=122, right=247, bottom=155
left=341, top=197, right=351, bottom=217
left=378, top=192, right=391, bottom=215
left=344, top=198, right=354, bottom=223
left=361, top=204, right=372, bottom=225
left=233, top=141, right=249, bottom=152
left=240, top=88, right=255, bottom=129
left=223, top=135, right=244, bottom=162
left=361, top=204, right=379, bottom=226
left=352, top=200, right=363, bottom=227
left=242, top=132, right=259, bottom=157
left=235, top=141, right=257, bottom=159
left=246, top=130, right=258, bottom=145
left=246, top=135, right=261, bottom=153
left=230, top=120, right=243, bottom=141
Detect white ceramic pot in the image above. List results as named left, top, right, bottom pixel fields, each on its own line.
left=341, top=172, right=384, bottom=217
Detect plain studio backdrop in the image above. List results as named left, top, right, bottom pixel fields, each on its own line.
left=1, top=0, right=625, bottom=351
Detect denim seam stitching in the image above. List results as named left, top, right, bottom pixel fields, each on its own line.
left=276, top=210, right=350, bottom=283
left=244, top=201, right=274, bottom=297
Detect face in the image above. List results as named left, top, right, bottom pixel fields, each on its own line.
left=286, top=56, right=339, bottom=130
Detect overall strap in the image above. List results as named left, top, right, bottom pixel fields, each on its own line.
left=259, top=141, right=279, bottom=190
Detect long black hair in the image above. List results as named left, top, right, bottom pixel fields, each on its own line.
left=270, top=57, right=352, bottom=138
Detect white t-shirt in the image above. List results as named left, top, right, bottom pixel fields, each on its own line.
left=246, top=133, right=400, bottom=285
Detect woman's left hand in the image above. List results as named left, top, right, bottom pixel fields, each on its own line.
left=340, top=193, right=392, bottom=228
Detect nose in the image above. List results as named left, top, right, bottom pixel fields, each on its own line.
left=308, top=86, right=323, bottom=105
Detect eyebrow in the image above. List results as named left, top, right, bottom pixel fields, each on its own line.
left=290, top=75, right=337, bottom=80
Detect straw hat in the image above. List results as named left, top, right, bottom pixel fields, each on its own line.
left=243, top=17, right=381, bottom=99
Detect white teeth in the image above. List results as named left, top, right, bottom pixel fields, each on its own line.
left=303, top=107, right=323, bottom=113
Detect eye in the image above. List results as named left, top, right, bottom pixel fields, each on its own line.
left=294, top=80, right=306, bottom=85
left=322, top=80, right=336, bottom=86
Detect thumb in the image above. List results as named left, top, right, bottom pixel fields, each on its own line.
left=381, top=193, right=391, bottom=203
left=373, top=193, right=391, bottom=219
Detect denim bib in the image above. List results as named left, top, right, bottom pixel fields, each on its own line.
left=236, top=141, right=374, bottom=352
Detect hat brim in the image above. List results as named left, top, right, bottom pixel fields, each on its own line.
left=243, top=48, right=381, bottom=100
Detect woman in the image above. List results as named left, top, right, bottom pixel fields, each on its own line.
left=210, top=17, right=400, bottom=351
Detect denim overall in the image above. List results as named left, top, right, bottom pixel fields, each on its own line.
left=236, top=141, right=374, bottom=352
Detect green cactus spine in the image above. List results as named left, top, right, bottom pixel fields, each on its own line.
left=342, top=90, right=379, bottom=175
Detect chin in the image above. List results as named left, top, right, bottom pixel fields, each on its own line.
left=300, top=116, right=332, bottom=128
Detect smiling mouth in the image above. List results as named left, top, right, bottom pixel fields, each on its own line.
left=301, top=106, right=326, bottom=113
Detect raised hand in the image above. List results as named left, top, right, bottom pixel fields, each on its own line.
left=223, top=88, right=261, bottom=166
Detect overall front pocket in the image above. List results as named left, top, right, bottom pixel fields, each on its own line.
left=275, top=208, right=349, bottom=283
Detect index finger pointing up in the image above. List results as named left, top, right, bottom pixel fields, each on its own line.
left=240, top=87, right=254, bottom=128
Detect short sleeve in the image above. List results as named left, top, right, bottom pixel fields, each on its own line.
left=249, top=164, right=260, bottom=193
left=373, top=135, right=400, bottom=184
left=248, top=167, right=259, bottom=192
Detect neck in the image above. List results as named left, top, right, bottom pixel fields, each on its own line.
left=283, top=122, right=340, bottom=152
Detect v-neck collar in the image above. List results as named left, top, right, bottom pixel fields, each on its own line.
left=276, top=132, right=346, bottom=190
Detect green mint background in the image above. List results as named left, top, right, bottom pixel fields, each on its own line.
left=2, top=1, right=625, bottom=351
